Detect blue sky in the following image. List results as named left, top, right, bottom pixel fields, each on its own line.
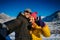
left=0, top=0, right=60, bottom=17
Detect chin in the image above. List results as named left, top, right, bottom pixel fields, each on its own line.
left=26, top=16, right=29, bottom=18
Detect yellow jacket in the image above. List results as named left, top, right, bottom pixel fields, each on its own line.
left=30, top=23, right=51, bottom=40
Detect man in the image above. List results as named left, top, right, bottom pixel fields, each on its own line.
left=15, top=9, right=32, bottom=40
left=0, top=9, right=32, bottom=40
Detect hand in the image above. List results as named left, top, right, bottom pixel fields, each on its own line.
left=36, top=16, right=45, bottom=27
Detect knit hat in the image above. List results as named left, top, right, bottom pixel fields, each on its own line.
left=24, top=8, right=32, bottom=13
left=31, top=12, right=37, bottom=20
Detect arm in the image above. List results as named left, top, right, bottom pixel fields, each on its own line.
left=36, top=16, right=51, bottom=37
left=32, top=23, right=41, bottom=30
left=41, top=24, right=51, bottom=37
left=32, top=22, right=51, bottom=37
left=4, top=17, right=22, bottom=35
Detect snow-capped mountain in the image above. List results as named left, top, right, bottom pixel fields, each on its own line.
left=0, top=13, right=15, bottom=40
left=0, top=12, right=60, bottom=40
left=42, top=10, right=60, bottom=22
left=41, top=16, right=45, bottom=19
left=0, top=13, right=15, bottom=23
left=42, top=11, right=60, bottom=34
left=42, top=11, right=60, bottom=40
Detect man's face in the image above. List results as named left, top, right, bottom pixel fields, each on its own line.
left=24, top=12, right=31, bottom=18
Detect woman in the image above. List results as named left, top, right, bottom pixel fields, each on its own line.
left=29, top=12, right=51, bottom=40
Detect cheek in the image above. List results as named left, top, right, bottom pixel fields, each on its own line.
left=26, top=15, right=29, bottom=18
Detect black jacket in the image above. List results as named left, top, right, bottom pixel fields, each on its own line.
left=4, top=14, right=32, bottom=40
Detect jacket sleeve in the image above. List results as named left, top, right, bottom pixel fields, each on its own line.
left=32, top=23, right=51, bottom=37
left=4, top=17, right=22, bottom=34
left=41, top=24, right=51, bottom=37
left=32, top=23, right=41, bottom=30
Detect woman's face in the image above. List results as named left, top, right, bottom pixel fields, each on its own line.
left=29, top=16, right=35, bottom=23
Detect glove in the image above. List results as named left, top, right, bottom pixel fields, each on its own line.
left=0, top=23, right=8, bottom=38
left=0, top=23, right=2, bottom=28
left=36, top=16, right=45, bottom=27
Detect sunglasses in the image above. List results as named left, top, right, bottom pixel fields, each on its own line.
left=24, top=11, right=32, bottom=14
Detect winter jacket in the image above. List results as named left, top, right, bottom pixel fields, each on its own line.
left=3, top=14, right=32, bottom=40
left=30, top=23, right=51, bottom=40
